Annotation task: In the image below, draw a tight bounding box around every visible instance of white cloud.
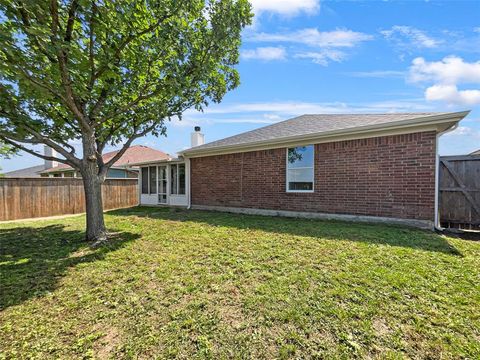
[347,70,405,78]
[241,47,286,61]
[409,56,480,105]
[294,50,345,66]
[248,28,373,48]
[474,27,480,33]
[193,101,349,114]
[176,99,435,125]
[381,25,441,49]
[409,56,480,84]
[425,85,480,105]
[445,125,480,138]
[245,28,372,65]
[250,0,320,16]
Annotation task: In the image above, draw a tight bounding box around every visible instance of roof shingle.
[186,112,443,151]
[183,112,454,153]
[42,145,170,173]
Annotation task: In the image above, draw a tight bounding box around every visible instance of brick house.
[136,111,469,229]
[4,145,169,179]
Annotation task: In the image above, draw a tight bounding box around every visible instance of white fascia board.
[128,157,184,167]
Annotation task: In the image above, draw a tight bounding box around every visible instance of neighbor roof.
[181,111,469,156]
[41,145,170,173]
[3,164,47,178]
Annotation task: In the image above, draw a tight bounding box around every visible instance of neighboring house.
[2,164,49,178]
[135,111,469,229]
[4,145,170,178]
[469,149,480,155]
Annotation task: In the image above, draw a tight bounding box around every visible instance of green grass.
[1,207,479,359]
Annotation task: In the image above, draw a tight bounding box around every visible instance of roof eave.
[39,165,127,174]
[180,111,470,157]
[127,156,183,167]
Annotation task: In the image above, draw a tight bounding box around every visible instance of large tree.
[0,141,18,175]
[0,0,252,242]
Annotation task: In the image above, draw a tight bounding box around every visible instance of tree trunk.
[82,167,107,242]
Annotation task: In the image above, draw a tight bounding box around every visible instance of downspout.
[186,157,192,209]
[434,123,458,231]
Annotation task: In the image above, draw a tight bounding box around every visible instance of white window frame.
[170,163,186,196]
[286,145,315,193]
[149,165,157,195]
[158,165,168,204]
[141,166,149,195]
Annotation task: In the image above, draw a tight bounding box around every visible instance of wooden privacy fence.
[0,178,138,221]
[439,155,480,230]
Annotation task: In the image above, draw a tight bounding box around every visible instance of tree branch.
[88,0,96,91]
[0,136,76,167]
[99,122,157,178]
[50,0,89,129]
[64,0,79,42]
[17,4,58,63]
[90,10,176,88]
[2,54,68,104]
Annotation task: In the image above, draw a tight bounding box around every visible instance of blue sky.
[2,0,480,172]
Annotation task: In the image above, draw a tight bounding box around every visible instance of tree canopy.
[0,0,252,241]
[0,0,252,177]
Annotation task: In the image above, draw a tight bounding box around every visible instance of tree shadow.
[0,224,139,310]
[111,206,462,256]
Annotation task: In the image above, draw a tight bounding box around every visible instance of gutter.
[434,123,459,231]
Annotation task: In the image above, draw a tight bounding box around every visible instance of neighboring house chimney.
[191,126,205,147]
[44,146,58,169]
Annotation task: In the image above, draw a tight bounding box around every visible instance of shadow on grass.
[111,206,462,256]
[0,224,138,310]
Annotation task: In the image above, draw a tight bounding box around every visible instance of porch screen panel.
[141,167,148,194]
[158,166,167,204]
[149,166,157,194]
[178,164,186,195]
[171,165,178,195]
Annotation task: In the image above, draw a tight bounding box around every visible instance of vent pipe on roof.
[191,126,205,147]
[44,146,58,169]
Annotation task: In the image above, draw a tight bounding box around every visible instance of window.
[170,164,178,195]
[158,166,167,204]
[141,167,149,194]
[149,166,157,194]
[170,163,186,195]
[286,145,314,192]
[178,163,186,195]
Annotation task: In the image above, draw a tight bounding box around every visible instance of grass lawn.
[1,207,479,359]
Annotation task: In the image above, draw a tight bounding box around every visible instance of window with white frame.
[286,145,314,191]
[158,166,167,203]
[149,166,157,194]
[141,167,149,194]
[170,163,186,195]
[141,166,158,195]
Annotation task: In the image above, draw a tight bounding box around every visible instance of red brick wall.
[190,131,436,221]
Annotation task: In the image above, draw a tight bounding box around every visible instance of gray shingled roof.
[3,165,46,177]
[184,113,448,153]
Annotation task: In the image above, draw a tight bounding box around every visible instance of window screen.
[141,167,148,194]
[170,164,178,195]
[178,164,186,195]
[149,166,157,194]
